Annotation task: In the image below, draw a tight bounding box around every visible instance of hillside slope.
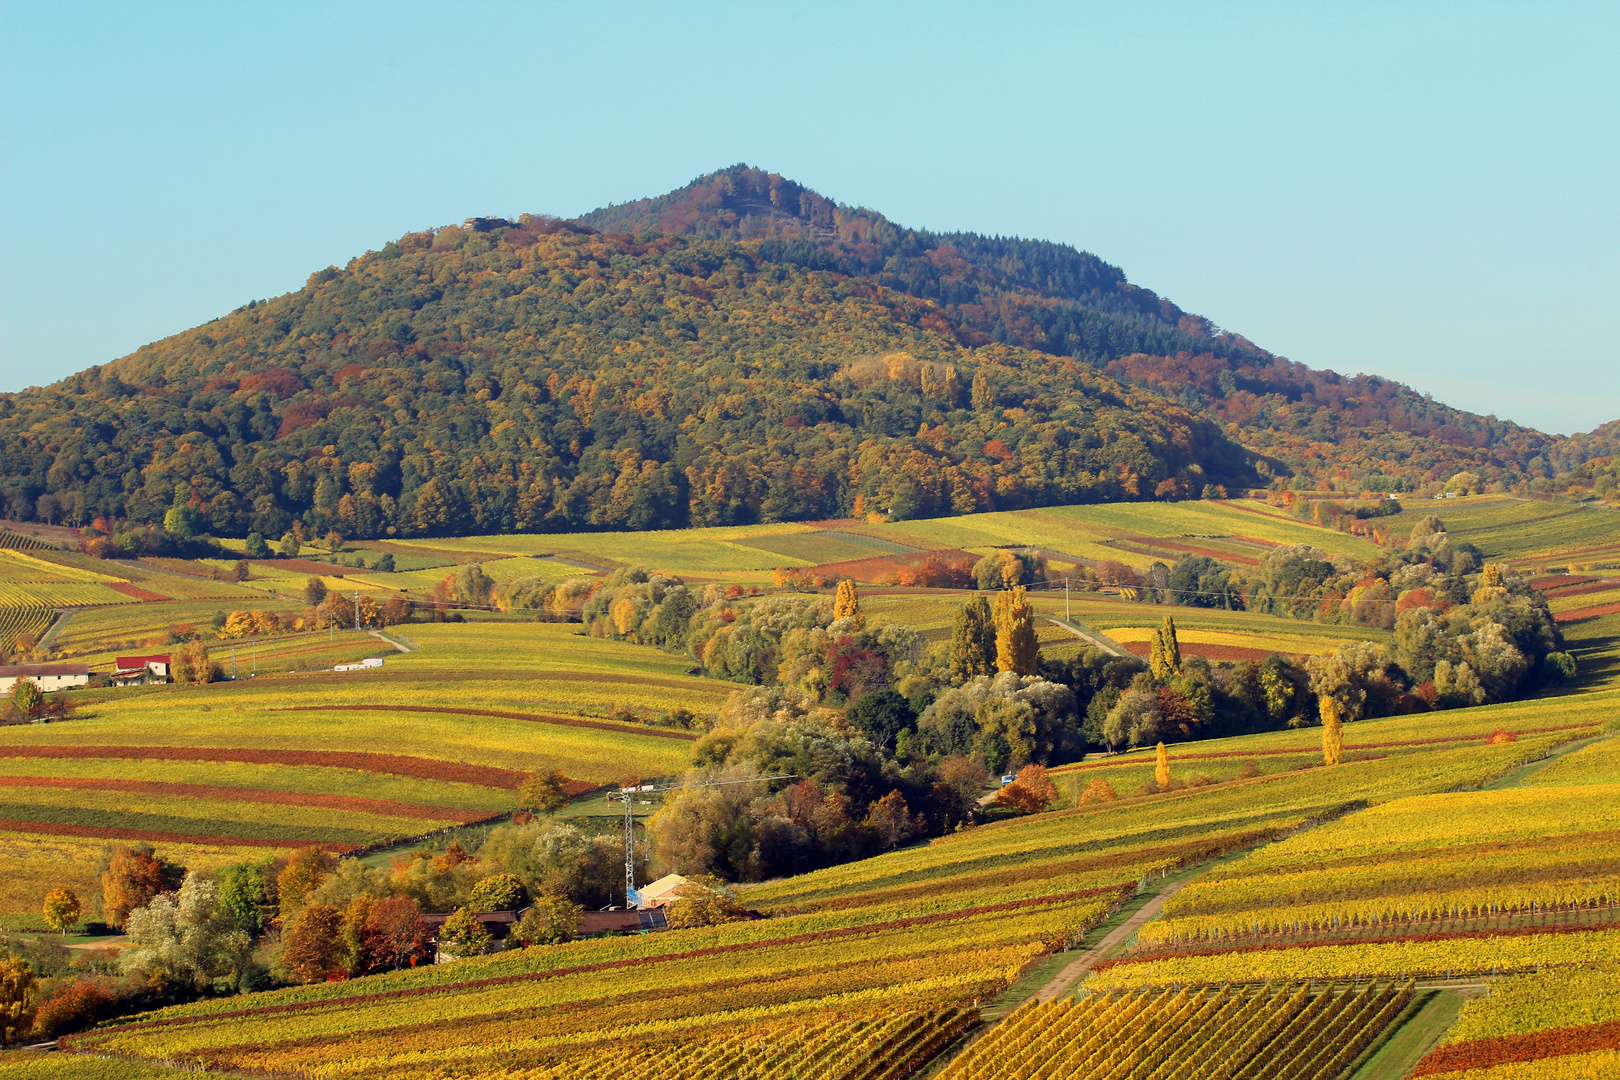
[0,222,1255,539]
[581,166,1607,488]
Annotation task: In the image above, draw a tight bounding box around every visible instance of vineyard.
[0,494,1616,1077]
[938,982,1413,1080]
[0,597,53,652]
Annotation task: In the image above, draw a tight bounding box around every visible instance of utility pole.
[353,592,360,631]
[1065,575,1070,621]
[230,646,236,680]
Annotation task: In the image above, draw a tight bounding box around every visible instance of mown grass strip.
[286,703,697,742]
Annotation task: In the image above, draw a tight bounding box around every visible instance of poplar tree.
[1149,615,1183,681]
[1321,697,1344,765]
[993,586,1039,676]
[833,580,862,628]
[1155,742,1172,789]
[948,594,997,683]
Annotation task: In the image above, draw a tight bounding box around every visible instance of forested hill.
[0,220,1257,539]
[580,166,1604,488]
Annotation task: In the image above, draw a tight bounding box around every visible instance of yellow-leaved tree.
[1321,696,1344,765]
[993,586,1039,676]
[1155,742,1172,789]
[833,579,862,628]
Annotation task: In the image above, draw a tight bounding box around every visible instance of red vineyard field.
[1121,641,1281,662]
[1412,1018,1620,1076]
[287,704,699,741]
[104,581,171,602]
[1555,602,1620,624]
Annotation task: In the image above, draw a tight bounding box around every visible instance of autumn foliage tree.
[993,587,1038,676]
[362,896,426,971]
[833,580,862,627]
[949,594,997,683]
[993,764,1058,815]
[281,902,344,983]
[1321,696,1345,765]
[518,771,571,815]
[0,956,37,1046]
[42,886,81,935]
[101,845,185,930]
[277,847,338,922]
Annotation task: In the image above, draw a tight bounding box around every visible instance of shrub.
[1077,778,1119,806]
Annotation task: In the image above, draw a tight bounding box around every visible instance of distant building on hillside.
[0,663,90,694]
[422,910,520,962]
[334,657,384,672]
[112,654,171,686]
[635,874,691,910]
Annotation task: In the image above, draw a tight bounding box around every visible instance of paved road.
[1043,617,1126,658]
[1035,880,1189,1002]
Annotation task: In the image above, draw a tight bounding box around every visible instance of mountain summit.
[0,167,1608,538]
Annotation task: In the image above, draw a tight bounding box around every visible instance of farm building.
[0,663,90,694]
[112,654,171,686]
[334,657,385,672]
[422,910,520,962]
[580,909,668,934]
[635,874,691,909]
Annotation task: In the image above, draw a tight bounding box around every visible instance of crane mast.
[616,774,795,906]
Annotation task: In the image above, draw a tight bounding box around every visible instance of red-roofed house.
[112,654,171,686]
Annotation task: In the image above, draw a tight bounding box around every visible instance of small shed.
[112,654,171,686]
[0,663,90,695]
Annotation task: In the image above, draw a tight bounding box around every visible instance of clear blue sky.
[2,1,1616,434]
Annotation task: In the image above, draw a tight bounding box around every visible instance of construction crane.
[612,774,796,906]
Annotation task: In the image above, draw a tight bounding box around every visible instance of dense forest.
[1,165,1611,537]
[582,166,1610,493]
[0,219,1254,538]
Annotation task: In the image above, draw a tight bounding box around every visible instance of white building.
[0,663,90,695]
